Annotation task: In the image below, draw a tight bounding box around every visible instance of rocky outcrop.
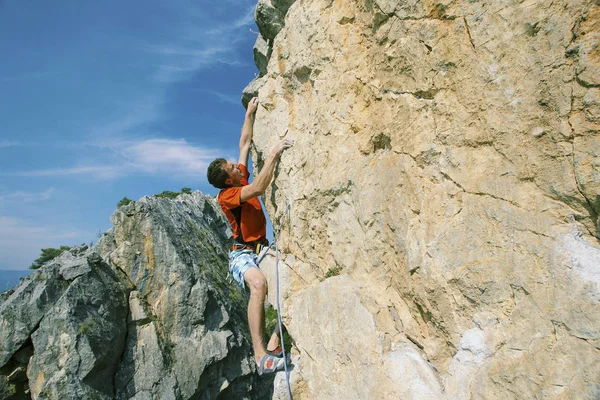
[0,247,131,399]
[99,193,257,399]
[254,34,272,77]
[255,0,295,42]
[244,0,297,106]
[0,193,261,399]
[247,0,600,398]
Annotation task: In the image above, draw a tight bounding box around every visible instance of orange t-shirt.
[217,164,266,243]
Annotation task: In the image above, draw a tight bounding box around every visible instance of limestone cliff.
[246,0,600,398]
[0,193,266,399]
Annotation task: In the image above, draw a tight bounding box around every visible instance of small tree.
[181,187,192,194]
[155,190,179,199]
[117,197,133,207]
[30,246,71,269]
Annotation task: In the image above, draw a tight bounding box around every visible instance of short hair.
[207,158,229,189]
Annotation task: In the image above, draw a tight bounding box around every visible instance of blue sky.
[0,0,264,270]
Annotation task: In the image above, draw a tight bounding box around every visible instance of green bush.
[325,265,343,278]
[35,272,47,281]
[30,246,71,269]
[78,320,95,336]
[325,265,342,279]
[154,188,193,199]
[155,190,180,199]
[265,304,293,351]
[117,197,133,207]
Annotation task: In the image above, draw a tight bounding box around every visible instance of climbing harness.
[255,241,273,264]
[258,201,293,400]
[230,240,269,254]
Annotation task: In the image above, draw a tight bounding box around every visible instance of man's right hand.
[272,139,295,156]
[241,138,295,202]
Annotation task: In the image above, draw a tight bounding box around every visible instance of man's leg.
[243,266,268,364]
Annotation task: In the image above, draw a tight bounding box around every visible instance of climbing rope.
[257,201,293,400]
[276,201,293,400]
[275,236,293,400]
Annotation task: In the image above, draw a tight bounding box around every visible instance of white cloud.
[0,140,95,149]
[0,216,82,241]
[0,216,88,269]
[119,138,220,176]
[2,138,232,180]
[205,6,255,35]
[0,188,55,203]
[1,70,57,82]
[88,94,165,139]
[2,165,124,180]
[146,2,256,83]
[0,140,20,148]
[151,45,245,83]
[206,89,241,105]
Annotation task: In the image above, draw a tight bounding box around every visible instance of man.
[207,97,294,375]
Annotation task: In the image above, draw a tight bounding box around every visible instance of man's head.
[207,158,244,188]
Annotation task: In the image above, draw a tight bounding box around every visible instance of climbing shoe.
[257,353,290,375]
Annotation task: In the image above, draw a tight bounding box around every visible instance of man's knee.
[245,268,268,295]
[249,276,268,295]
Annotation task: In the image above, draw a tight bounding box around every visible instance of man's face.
[223,161,243,186]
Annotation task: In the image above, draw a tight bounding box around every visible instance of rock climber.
[207,97,294,375]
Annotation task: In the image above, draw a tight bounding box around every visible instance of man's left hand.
[246,97,259,117]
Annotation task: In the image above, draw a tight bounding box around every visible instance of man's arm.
[240,139,294,203]
[238,97,259,167]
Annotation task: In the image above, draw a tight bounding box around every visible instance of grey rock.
[27,258,130,399]
[255,0,295,41]
[57,251,92,281]
[254,34,272,77]
[272,0,295,10]
[0,265,70,367]
[242,75,268,108]
[99,192,257,399]
[69,244,89,256]
[114,291,176,400]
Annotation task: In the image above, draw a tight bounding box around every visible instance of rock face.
[247,0,600,398]
[0,193,260,399]
[244,0,297,106]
